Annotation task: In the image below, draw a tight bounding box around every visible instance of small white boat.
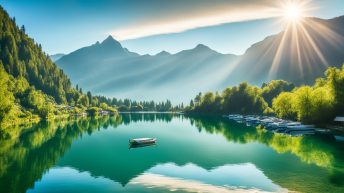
[129,138,156,144]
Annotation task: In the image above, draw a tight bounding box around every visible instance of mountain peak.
[156,51,171,56]
[175,43,220,56]
[195,44,210,50]
[191,44,219,54]
[101,35,122,48]
[104,35,116,41]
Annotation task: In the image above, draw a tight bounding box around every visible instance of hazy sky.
[1,0,343,55]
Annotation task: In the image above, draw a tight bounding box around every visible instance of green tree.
[194,92,202,106]
[272,92,297,120]
[86,107,99,117]
[0,65,15,125]
[325,65,344,115]
[200,92,215,112]
[222,82,268,114]
[293,87,314,123]
[310,86,334,124]
[262,80,295,106]
[189,100,194,108]
[100,102,108,110]
[87,91,92,105]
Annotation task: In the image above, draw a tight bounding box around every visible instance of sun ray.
[269,23,290,79]
[291,22,304,76]
[298,22,329,67]
[266,0,341,81]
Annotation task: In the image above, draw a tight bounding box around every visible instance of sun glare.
[268,0,335,80]
[286,5,302,20]
[284,4,303,22]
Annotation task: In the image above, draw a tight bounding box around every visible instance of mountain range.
[56,16,344,103]
[56,36,237,103]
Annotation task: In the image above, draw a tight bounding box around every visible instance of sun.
[286,5,301,20]
[282,3,305,22]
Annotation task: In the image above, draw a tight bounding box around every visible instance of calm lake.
[0,113,343,193]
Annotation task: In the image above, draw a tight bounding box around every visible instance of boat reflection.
[129,142,157,149]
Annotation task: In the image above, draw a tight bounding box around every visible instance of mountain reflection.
[0,114,343,193]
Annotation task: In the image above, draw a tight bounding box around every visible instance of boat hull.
[129,138,157,145]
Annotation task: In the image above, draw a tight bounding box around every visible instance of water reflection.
[120,112,178,124]
[0,116,122,193]
[139,163,286,192]
[0,114,343,193]
[129,143,157,149]
[189,116,340,167]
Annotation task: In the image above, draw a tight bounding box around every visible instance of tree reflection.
[120,113,181,124]
[187,115,344,190]
[0,115,122,193]
[188,115,343,167]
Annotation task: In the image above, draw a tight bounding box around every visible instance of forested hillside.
[0,6,74,103]
[0,6,86,128]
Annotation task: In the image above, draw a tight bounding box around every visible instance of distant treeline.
[91,94,184,112]
[186,64,344,125]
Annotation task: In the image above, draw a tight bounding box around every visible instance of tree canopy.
[188,64,344,125]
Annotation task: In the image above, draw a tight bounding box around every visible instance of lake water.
[0,113,343,193]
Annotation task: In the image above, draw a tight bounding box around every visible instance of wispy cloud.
[110,0,317,41]
[110,1,285,40]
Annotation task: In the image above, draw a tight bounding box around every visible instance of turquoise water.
[0,114,343,193]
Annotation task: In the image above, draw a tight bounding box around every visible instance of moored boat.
[129,138,157,145]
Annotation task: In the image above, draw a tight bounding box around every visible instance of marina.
[225,114,335,136]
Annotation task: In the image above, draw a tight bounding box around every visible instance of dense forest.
[187,64,344,125]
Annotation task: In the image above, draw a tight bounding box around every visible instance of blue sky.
[1,0,343,55]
